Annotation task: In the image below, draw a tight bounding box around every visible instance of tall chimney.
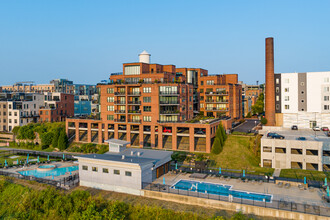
[265,37,276,126]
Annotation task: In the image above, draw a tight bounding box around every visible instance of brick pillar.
[65,120,69,136]
[98,123,103,144]
[75,122,80,142]
[126,125,131,147]
[158,125,163,149]
[104,123,109,141]
[172,125,177,151]
[189,127,195,152]
[87,122,91,143]
[206,127,211,153]
[151,125,155,148]
[139,125,144,148]
[114,124,119,139]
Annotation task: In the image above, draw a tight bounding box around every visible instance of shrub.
[57,130,68,150]
[260,117,267,125]
[41,132,54,149]
[211,137,221,154]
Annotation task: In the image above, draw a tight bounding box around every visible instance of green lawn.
[280,169,330,182]
[209,135,274,175]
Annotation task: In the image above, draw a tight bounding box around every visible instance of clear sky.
[1,0,329,85]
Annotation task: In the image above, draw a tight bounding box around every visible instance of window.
[143,106,151,112]
[276,87,279,93]
[125,65,140,75]
[143,116,151,122]
[325,96,329,101]
[300,82,305,86]
[284,78,289,83]
[144,78,151,83]
[206,80,214,85]
[107,88,114,94]
[200,81,204,85]
[107,115,114,120]
[284,88,289,92]
[301,99,304,103]
[324,105,330,110]
[285,105,290,110]
[9,112,11,116]
[14,119,17,124]
[143,97,151,103]
[325,77,329,83]
[143,87,151,93]
[114,170,120,175]
[125,171,132,177]
[276,78,279,84]
[107,97,114,102]
[284,96,289,101]
[276,96,279,101]
[200,103,204,109]
[107,105,114,111]
[103,168,109,173]
[8,104,11,109]
[200,89,204,93]
[82,165,88,171]
[263,146,272,152]
[325,87,330,92]
[276,104,280,110]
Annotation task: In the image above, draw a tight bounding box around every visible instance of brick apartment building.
[39,93,74,122]
[66,51,242,153]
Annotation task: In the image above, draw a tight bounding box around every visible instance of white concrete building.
[75,139,173,195]
[274,71,330,128]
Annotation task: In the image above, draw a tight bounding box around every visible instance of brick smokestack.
[265,37,276,126]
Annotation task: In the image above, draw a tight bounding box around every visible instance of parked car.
[327,131,330,137]
[296,137,306,141]
[196,130,205,135]
[163,128,172,133]
[291,125,298,130]
[267,132,285,139]
[322,127,329,131]
[313,126,321,131]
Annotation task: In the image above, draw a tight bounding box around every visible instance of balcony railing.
[205,100,228,103]
[205,91,228,95]
[128,110,141,114]
[160,111,180,115]
[114,110,126,114]
[114,119,126,123]
[157,120,180,123]
[159,91,179,96]
[114,92,126,96]
[159,101,180,105]
[127,101,141,105]
[114,101,126,105]
[128,119,141,123]
[205,107,228,111]
[127,92,141,96]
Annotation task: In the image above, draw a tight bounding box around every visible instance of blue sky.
[1,0,329,85]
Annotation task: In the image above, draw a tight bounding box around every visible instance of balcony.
[159,101,180,105]
[127,101,141,105]
[205,91,228,96]
[205,100,228,103]
[114,101,126,105]
[114,119,126,123]
[157,120,180,123]
[127,92,141,96]
[128,119,141,123]
[159,91,179,96]
[205,107,228,111]
[114,92,126,96]
[114,110,126,114]
[128,110,141,114]
[160,110,180,115]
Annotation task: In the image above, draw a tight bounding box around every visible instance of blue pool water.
[173,180,272,202]
[38,165,55,169]
[18,165,78,178]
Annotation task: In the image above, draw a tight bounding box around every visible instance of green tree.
[251,93,264,115]
[260,117,268,125]
[18,125,35,140]
[41,132,53,149]
[52,127,61,148]
[212,138,221,154]
[12,126,20,136]
[58,130,68,150]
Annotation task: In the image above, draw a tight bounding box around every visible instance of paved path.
[273,168,281,177]
[233,119,260,133]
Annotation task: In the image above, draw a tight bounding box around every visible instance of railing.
[128,101,141,105]
[157,120,181,123]
[142,182,330,217]
[114,92,126,96]
[205,107,228,111]
[0,149,75,161]
[128,110,141,114]
[114,110,126,114]
[159,101,180,105]
[205,91,228,95]
[114,101,126,105]
[205,100,228,103]
[127,119,141,123]
[159,91,179,95]
[160,111,180,115]
[114,119,126,123]
[127,92,141,96]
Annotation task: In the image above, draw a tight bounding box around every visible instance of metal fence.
[142,182,330,217]
[0,170,79,189]
[0,149,76,161]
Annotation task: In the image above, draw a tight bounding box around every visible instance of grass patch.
[280,169,330,182]
[209,135,274,175]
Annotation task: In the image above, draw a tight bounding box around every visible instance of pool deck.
[153,172,330,207]
[0,161,79,181]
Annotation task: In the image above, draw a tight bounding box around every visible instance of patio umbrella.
[219,167,221,174]
[27,154,29,163]
[4,160,7,167]
[37,156,39,163]
[243,170,245,178]
[325,178,328,186]
[17,159,19,165]
[304,177,307,185]
[163,177,165,185]
[327,186,330,197]
[175,163,178,170]
[63,154,65,160]
[47,155,50,161]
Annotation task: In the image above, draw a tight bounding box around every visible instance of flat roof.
[105,139,130,145]
[262,129,330,142]
[75,154,156,165]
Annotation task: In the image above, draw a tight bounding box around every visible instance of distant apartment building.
[238,81,263,117]
[0,101,8,131]
[39,93,74,122]
[2,82,55,93]
[66,51,242,153]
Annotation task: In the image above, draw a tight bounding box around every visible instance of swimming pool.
[18,165,78,178]
[172,180,272,202]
